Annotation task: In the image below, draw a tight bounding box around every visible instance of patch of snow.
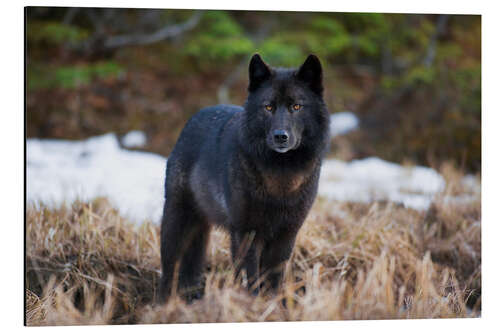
[441,194,479,206]
[330,112,359,137]
[318,157,446,211]
[122,130,147,148]
[28,134,469,225]
[462,174,481,194]
[27,133,166,224]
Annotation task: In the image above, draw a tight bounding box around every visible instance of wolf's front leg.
[260,231,297,291]
[230,229,263,294]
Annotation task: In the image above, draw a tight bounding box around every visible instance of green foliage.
[257,37,305,67]
[307,17,351,58]
[310,17,347,35]
[341,12,389,32]
[27,21,89,44]
[455,65,481,114]
[185,36,254,61]
[404,66,436,85]
[184,11,254,61]
[355,35,378,56]
[303,13,392,61]
[28,61,124,90]
[25,9,481,171]
[204,11,244,37]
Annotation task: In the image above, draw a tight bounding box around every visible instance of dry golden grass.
[25,164,481,325]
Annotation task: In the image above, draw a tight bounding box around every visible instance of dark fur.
[158,54,330,302]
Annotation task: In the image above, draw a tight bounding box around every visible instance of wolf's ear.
[248,54,272,92]
[296,54,323,96]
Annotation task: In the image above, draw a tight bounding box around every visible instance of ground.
[25,162,481,325]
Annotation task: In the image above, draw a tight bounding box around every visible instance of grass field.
[25,163,481,325]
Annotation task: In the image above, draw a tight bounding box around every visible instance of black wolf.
[158,54,330,302]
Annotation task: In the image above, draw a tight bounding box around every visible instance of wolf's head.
[243,54,329,157]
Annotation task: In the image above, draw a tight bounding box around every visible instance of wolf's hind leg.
[177,222,210,301]
[158,193,209,303]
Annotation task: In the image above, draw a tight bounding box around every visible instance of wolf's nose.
[273,130,289,144]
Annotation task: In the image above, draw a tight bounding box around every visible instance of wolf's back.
[164,104,242,192]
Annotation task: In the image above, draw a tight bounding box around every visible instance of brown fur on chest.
[238,152,317,197]
[261,172,306,196]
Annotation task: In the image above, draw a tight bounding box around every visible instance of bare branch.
[423,14,449,68]
[85,8,106,35]
[102,11,203,49]
[62,7,79,25]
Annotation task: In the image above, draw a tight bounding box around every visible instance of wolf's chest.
[260,172,306,196]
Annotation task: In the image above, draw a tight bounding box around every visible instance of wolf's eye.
[292,104,302,111]
[265,104,273,112]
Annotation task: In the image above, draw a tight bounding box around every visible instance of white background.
[2,0,499,332]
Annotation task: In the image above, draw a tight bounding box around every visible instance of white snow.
[318,157,446,211]
[330,112,359,137]
[27,133,166,224]
[122,130,147,148]
[462,174,481,194]
[27,133,469,225]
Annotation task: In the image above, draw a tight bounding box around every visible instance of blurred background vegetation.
[26,7,481,172]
